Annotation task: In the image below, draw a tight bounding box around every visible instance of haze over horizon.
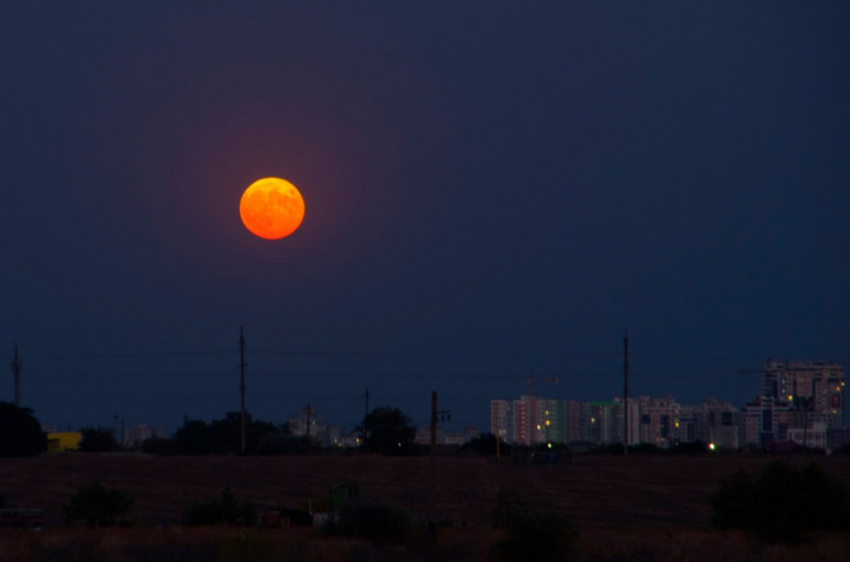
[2,3,848,434]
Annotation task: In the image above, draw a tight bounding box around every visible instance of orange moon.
[239,177,305,240]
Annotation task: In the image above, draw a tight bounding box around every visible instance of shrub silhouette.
[183,488,258,526]
[711,460,850,542]
[327,501,412,542]
[492,488,577,561]
[493,488,528,529]
[79,426,118,452]
[0,402,46,457]
[495,514,577,562]
[63,480,133,527]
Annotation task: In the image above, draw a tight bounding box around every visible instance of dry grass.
[2,453,849,530]
[0,526,847,562]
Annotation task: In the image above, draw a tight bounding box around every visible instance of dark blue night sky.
[2,3,848,433]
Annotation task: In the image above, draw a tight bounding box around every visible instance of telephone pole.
[623,330,629,456]
[362,388,370,444]
[11,343,21,407]
[429,391,437,531]
[239,327,246,454]
[306,402,312,442]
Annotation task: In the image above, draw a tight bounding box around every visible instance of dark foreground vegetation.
[0,454,849,561]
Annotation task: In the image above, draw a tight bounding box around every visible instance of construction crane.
[527,376,558,397]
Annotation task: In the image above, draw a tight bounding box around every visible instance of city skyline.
[13,338,847,438]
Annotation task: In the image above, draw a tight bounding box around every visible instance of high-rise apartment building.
[636,396,681,448]
[763,360,844,427]
[490,399,510,441]
[288,405,326,442]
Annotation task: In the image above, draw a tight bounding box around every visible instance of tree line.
[0,401,428,457]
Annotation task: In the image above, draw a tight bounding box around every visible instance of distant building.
[415,425,445,445]
[490,400,510,442]
[564,400,590,443]
[444,431,466,445]
[740,361,845,450]
[339,431,361,448]
[763,360,844,430]
[47,432,81,452]
[694,397,739,448]
[788,422,827,450]
[636,396,680,448]
[489,362,844,451]
[288,405,326,443]
[826,428,850,453]
[741,395,785,447]
[463,425,479,443]
[508,395,549,446]
[587,401,622,445]
[123,424,165,448]
[326,424,341,447]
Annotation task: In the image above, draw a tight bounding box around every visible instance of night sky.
[2,3,848,434]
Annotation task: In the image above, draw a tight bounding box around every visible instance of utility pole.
[429,391,437,532]
[240,327,246,455]
[11,343,21,407]
[623,330,629,456]
[362,388,370,444]
[306,402,312,442]
[802,396,810,451]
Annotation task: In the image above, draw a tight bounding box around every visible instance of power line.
[25,350,236,360]
[250,349,622,358]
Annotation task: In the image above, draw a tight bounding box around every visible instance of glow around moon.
[239,177,305,240]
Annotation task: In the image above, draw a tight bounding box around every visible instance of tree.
[174,419,213,454]
[79,426,118,452]
[711,461,850,542]
[208,411,281,454]
[173,413,283,455]
[357,407,417,455]
[64,481,133,527]
[0,402,46,457]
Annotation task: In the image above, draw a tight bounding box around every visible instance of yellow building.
[47,432,81,452]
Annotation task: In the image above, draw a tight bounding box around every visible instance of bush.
[461,433,511,457]
[492,488,577,561]
[493,488,528,529]
[495,514,577,562]
[711,460,850,542]
[64,480,133,527]
[215,533,278,562]
[79,426,118,452]
[142,437,177,456]
[327,501,413,542]
[0,402,46,457]
[183,489,258,526]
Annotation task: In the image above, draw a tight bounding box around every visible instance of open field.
[0,526,848,562]
[2,453,849,530]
